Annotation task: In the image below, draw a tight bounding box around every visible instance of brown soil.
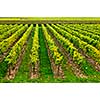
[47,45,65,79]
[48,30,87,78]
[0,51,9,63]
[5,44,26,80]
[30,61,40,79]
[43,33,65,79]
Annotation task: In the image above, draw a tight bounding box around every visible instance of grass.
[38,27,54,82]
[0,60,8,82]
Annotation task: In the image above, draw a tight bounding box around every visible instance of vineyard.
[0,22,100,82]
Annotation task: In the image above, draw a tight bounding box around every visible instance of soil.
[30,61,40,79]
[5,44,26,80]
[48,30,87,78]
[43,32,65,79]
[47,45,65,79]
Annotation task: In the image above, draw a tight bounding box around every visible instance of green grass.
[60,60,81,82]
[38,27,54,82]
[0,60,8,82]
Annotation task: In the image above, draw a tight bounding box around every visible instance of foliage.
[30,24,40,64]
[5,24,33,65]
[42,24,64,65]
